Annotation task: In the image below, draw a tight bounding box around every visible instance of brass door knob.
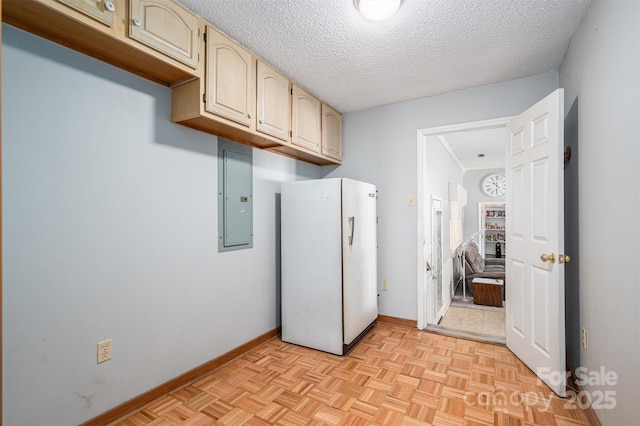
[540,253,556,263]
[559,254,571,264]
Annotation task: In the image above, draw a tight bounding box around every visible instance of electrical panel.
[218,138,253,252]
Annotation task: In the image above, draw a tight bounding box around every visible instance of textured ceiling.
[176,0,590,113]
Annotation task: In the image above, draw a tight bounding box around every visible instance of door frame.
[416,117,513,329]
[430,196,444,324]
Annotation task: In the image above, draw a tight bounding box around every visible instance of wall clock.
[481,173,506,198]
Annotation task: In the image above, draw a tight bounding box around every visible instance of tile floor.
[439,306,505,337]
[113,322,587,425]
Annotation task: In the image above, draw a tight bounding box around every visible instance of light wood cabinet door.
[205,26,255,128]
[56,0,116,26]
[129,0,199,69]
[321,103,342,161]
[256,60,290,142]
[292,84,321,153]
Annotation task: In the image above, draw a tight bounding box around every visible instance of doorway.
[418,89,568,396]
[441,199,507,341]
[416,117,512,333]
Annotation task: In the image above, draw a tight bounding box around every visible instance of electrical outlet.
[581,327,587,349]
[382,280,389,291]
[97,339,112,364]
[407,195,416,206]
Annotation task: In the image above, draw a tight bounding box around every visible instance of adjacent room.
[420,125,508,341]
[2,0,639,425]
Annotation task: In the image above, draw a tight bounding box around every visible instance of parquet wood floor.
[113,322,587,426]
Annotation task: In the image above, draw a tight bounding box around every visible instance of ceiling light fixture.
[355,0,402,21]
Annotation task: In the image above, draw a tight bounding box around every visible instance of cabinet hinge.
[290,130,292,137]
[203,93,206,103]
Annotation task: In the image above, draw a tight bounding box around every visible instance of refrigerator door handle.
[348,216,355,245]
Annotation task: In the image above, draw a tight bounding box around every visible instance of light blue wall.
[324,72,558,320]
[2,24,320,425]
[559,0,640,423]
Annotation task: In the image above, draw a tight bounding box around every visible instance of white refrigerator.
[281,178,378,355]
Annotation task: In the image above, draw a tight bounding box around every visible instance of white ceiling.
[176,0,590,113]
[437,127,507,171]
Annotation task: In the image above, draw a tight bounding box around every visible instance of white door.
[505,89,566,396]
[342,179,378,346]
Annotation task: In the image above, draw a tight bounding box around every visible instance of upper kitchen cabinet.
[129,0,199,69]
[321,103,342,161]
[4,0,120,37]
[171,27,281,151]
[3,0,200,85]
[256,60,291,142]
[57,0,116,27]
[205,26,255,128]
[291,84,321,153]
[5,0,342,166]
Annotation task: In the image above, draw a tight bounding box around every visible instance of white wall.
[324,72,558,320]
[425,137,464,259]
[559,0,640,423]
[463,168,505,243]
[424,137,464,314]
[2,25,320,425]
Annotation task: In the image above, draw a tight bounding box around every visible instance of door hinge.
[290,130,292,137]
[203,32,207,43]
[290,88,293,95]
[203,93,206,103]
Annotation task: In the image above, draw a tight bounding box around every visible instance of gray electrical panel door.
[218,138,253,251]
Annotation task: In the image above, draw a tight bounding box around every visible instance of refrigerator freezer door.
[342,179,378,345]
[281,179,344,354]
